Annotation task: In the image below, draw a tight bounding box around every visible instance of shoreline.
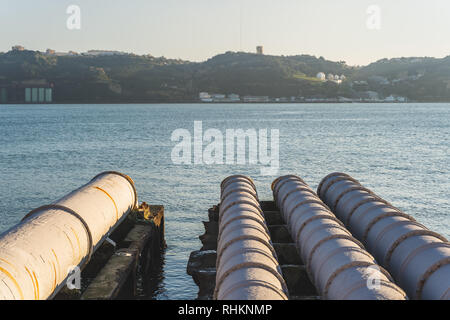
[2,101,450,105]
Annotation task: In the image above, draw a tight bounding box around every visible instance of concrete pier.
[51,203,165,300]
[187,200,319,300]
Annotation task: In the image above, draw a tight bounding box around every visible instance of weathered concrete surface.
[188,204,220,300]
[81,249,138,300]
[187,250,217,300]
[281,265,318,297]
[269,225,292,243]
[273,243,303,265]
[263,211,284,225]
[57,202,165,300]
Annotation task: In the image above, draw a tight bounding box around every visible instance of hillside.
[1,50,450,103]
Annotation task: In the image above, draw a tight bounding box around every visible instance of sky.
[1,0,450,66]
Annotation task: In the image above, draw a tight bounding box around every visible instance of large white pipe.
[215,176,288,300]
[0,171,138,300]
[318,172,450,300]
[273,175,407,300]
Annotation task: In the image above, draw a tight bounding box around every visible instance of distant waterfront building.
[199,92,212,102]
[25,87,53,103]
[11,45,25,52]
[0,81,53,104]
[210,93,227,102]
[227,94,240,102]
[199,92,241,102]
[243,96,269,103]
[384,94,407,102]
[46,49,56,55]
[0,87,7,104]
[256,46,264,55]
[316,72,326,81]
[365,91,380,101]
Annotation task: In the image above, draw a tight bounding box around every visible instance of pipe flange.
[318,175,360,200]
[280,188,317,216]
[340,279,407,300]
[221,187,259,202]
[384,230,449,269]
[313,246,376,289]
[322,261,392,298]
[397,242,450,283]
[332,186,375,211]
[416,257,450,300]
[294,215,345,245]
[216,235,276,267]
[286,199,332,226]
[305,234,366,273]
[345,196,399,227]
[91,171,138,209]
[22,204,94,269]
[272,176,306,202]
[221,176,256,193]
[317,172,353,197]
[362,211,416,243]
[271,175,306,192]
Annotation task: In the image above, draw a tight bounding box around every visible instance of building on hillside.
[85,50,127,56]
[11,45,25,51]
[316,72,326,81]
[256,46,264,55]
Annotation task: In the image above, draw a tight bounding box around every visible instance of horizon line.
[4,45,450,67]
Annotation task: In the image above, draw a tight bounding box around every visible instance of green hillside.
[1,50,450,102]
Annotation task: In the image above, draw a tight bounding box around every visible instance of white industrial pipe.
[215,176,288,300]
[318,172,450,300]
[0,171,138,300]
[273,175,407,300]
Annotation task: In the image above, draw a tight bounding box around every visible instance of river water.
[0,103,449,299]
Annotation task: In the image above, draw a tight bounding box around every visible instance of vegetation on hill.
[1,50,450,102]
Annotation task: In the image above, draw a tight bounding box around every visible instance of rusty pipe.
[0,172,137,300]
[318,173,450,300]
[273,175,407,300]
[215,176,288,300]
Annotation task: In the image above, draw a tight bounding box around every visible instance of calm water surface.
[0,103,449,299]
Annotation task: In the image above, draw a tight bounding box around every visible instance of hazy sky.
[1,0,449,65]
